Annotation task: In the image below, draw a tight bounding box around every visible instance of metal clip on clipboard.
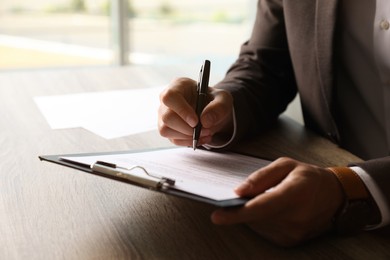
[91,161,175,189]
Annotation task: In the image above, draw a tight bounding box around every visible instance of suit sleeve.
[214,0,297,143]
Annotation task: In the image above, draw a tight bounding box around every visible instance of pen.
[193,60,211,150]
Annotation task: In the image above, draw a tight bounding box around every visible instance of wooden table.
[0,66,389,259]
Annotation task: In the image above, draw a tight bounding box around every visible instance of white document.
[34,86,165,139]
[61,147,271,201]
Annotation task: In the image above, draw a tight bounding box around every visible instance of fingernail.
[211,210,222,224]
[235,182,251,195]
[187,116,198,127]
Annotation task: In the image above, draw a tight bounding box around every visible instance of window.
[0,0,254,72]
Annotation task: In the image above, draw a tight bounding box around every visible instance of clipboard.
[39,147,259,207]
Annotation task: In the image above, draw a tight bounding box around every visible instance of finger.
[158,105,194,137]
[159,78,198,127]
[211,190,281,225]
[159,125,192,140]
[170,135,212,147]
[235,157,298,197]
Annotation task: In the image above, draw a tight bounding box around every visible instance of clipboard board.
[39,147,264,207]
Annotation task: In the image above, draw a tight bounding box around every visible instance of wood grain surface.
[0,66,389,259]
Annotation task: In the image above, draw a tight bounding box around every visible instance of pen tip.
[192,140,197,151]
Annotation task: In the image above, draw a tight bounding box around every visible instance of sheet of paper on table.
[34,86,165,139]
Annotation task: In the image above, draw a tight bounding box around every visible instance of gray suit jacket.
[216,0,390,211]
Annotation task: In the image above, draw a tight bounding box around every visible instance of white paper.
[34,86,165,139]
[61,147,271,201]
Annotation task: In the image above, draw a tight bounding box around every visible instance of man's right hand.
[158,77,234,147]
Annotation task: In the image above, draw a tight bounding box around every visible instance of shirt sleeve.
[351,166,390,229]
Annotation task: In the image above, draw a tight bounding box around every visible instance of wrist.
[327,167,380,234]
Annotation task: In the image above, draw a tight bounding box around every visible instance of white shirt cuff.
[351,166,390,229]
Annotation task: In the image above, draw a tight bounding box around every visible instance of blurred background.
[0,0,303,123]
[0,0,256,75]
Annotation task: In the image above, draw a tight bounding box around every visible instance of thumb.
[235,157,297,197]
[201,89,233,128]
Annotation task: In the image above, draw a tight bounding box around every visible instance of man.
[157,0,390,246]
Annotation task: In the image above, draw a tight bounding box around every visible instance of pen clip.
[197,60,210,94]
[91,161,175,188]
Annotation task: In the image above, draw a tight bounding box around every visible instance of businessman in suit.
[157,0,390,246]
